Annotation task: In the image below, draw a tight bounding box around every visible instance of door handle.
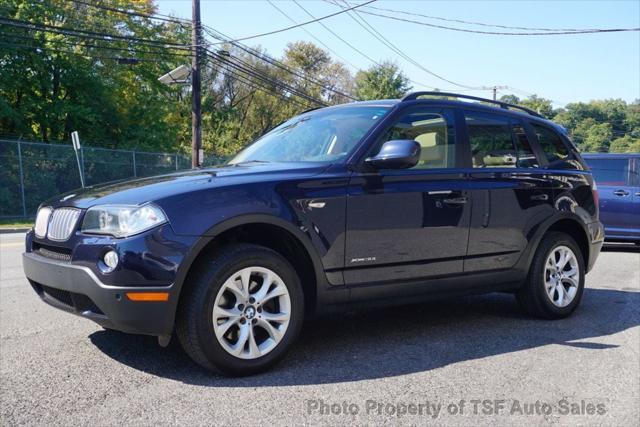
[307,200,326,209]
[531,194,549,201]
[613,190,630,196]
[443,196,468,205]
[636,192,640,197]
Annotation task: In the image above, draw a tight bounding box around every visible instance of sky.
[156,0,640,107]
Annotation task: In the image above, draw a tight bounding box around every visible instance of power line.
[63,0,191,26]
[207,50,319,105]
[206,49,327,106]
[215,53,327,106]
[0,30,192,59]
[0,40,169,62]
[350,2,607,33]
[266,0,360,72]
[350,8,640,36]
[202,25,356,101]
[0,17,190,49]
[210,0,376,44]
[292,0,379,65]
[204,63,314,110]
[206,57,317,109]
[327,0,477,90]
[291,0,446,91]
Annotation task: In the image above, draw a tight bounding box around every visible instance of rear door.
[464,111,555,273]
[587,156,637,238]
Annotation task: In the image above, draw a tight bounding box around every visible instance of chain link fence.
[0,139,225,218]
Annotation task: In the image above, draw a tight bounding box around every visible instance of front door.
[344,106,470,285]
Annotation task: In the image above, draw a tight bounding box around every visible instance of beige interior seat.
[415,132,444,167]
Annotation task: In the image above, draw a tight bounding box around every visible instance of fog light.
[102,250,119,272]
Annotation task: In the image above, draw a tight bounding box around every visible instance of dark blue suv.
[582,153,639,243]
[23,92,604,375]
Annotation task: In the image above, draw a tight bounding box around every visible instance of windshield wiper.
[232,160,271,167]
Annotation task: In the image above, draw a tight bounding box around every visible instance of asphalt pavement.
[1,232,638,425]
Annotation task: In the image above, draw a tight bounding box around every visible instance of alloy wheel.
[544,245,580,308]
[212,266,291,359]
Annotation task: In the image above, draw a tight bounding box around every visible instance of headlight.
[81,204,167,238]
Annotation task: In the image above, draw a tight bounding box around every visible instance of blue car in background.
[583,153,640,243]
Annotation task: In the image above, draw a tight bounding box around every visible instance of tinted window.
[586,158,630,186]
[466,112,515,168]
[532,124,571,167]
[512,123,539,168]
[374,109,456,169]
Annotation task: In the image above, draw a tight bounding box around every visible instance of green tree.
[583,122,613,152]
[0,0,190,151]
[519,95,554,118]
[354,61,411,100]
[498,94,520,105]
[610,135,640,153]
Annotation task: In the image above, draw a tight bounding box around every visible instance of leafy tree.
[583,122,613,152]
[354,61,411,100]
[610,135,640,153]
[502,94,639,153]
[0,0,190,151]
[498,94,520,105]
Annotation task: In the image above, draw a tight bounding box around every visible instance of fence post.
[79,146,86,187]
[16,140,27,218]
[175,153,179,171]
[132,151,137,177]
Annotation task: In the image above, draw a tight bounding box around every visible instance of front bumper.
[23,251,178,337]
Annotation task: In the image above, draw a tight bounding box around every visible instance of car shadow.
[89,287,639,387]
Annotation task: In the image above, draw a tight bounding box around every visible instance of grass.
[0,219,33,229]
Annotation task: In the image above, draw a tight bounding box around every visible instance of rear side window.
[512,123,539,168]
[465,111,538,168]
[532,124,571,167]
[586,158,630,186]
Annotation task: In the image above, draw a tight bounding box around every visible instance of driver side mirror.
[365,140,421,170]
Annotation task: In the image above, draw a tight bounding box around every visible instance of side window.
[632,158,640,186]
[532,124,571,167]
[373,108,456,169]
[586,158,630,186]
[465,111,517,168]
[512,122,539,168]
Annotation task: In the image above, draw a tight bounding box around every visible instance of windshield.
[228,105,391,165]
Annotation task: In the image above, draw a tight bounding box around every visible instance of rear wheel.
[517,232,585,319]
[176,244,304,375]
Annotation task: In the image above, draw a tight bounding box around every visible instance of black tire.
[175,243,304,375]
[516,232,585,319]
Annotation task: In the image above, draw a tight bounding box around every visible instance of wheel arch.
[172,214,328,322]
[523,214,591,273]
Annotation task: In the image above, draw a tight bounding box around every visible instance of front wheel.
[176,244,304,375]
[516,232,585,319]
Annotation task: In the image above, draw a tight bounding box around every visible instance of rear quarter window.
[532,123,577,169]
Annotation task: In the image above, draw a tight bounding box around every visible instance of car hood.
[44,162,329,210]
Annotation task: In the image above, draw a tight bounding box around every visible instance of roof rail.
[401,91,543,118]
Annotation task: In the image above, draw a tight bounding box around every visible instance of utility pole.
[191,0,202,168]
[486,85,508,101]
